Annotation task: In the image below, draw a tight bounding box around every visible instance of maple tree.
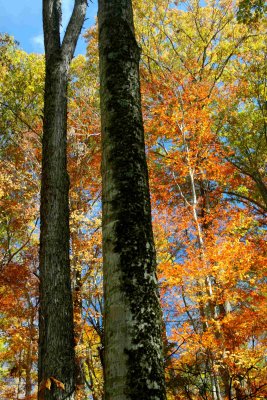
[125,1,266,399]
[134,2,267,399]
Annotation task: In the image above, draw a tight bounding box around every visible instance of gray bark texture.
[98,1,166,400]
[38,1,87,399]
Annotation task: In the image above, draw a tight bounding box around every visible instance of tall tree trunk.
[98,1,166,400]
[38,2,87,399]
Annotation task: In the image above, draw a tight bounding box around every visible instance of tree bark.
[38,2,87,399]
[98,1,166,400]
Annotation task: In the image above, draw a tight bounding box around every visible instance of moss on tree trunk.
[98,1,166,399]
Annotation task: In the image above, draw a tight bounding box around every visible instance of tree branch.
[43,0,61,55]
[62,0,87,61]
[222,190,267,213]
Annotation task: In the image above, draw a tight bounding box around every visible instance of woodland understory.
[0,1,266,399]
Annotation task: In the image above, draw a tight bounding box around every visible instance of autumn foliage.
[0,1,266,399]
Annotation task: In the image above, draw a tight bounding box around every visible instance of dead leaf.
[51,376,65,390]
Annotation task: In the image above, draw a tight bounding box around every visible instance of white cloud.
[32,34,44,52]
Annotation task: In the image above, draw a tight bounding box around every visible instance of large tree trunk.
[38,2,87,399]
[98,1,166,400]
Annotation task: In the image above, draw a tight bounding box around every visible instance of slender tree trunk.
[172,119,222,400]
[72,246,86,400]
[38,2,87,399]
[25,350,32,399]
[25,310,34,398]
[98,1,166,400]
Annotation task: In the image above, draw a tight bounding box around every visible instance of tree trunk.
[98,1,166,400]
[73,249,86,400]
[38,2,87,399]
[25,306,34,399]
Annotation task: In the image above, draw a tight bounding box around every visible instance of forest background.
[0,0,266,399]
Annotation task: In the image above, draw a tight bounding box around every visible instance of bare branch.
[62,0,87,61]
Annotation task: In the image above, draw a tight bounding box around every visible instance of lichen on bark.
[98,1,166,399]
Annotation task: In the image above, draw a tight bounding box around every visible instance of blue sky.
[0,0,98,55]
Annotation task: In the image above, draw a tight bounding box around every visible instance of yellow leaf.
[51,376,65,390]
[39,377,51,392]
[45,378,52,390]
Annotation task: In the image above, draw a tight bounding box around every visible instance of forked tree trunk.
[38,1,87,399]
[98,1,166,399]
